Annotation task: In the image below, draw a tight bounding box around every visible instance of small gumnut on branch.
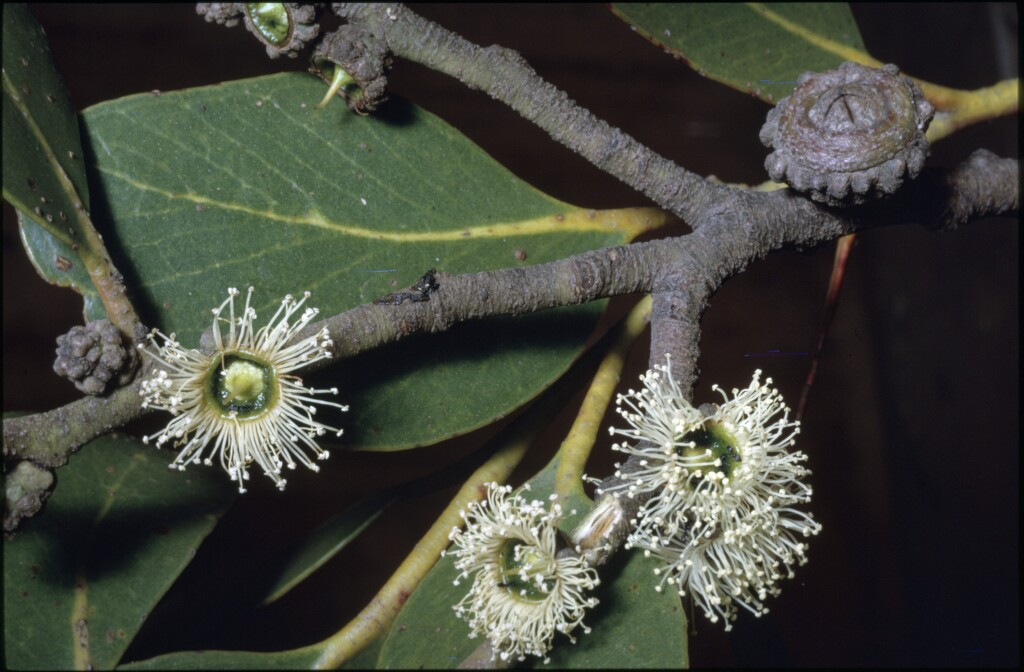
[53,319,139,396]
[196,3,321,59]
[759,61,934,207]
[311,23,392,113]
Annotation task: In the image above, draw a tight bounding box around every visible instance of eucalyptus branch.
[333,3,726,224]
[67,202,146,342]
[326,3,1018,384]
[3,361,155,467]
[308,153,1016,388]
[3,153,1016,476]
[920,148,1021,230]
[334,4,1019,232]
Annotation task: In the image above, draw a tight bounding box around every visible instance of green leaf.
[77,72,673,450]
[339,634,384,670]
[261,443,472,605]
[542,555,688,669]
[262,363,581,605]
[3,433,235,670]
[16,208,105,319]
[375,548,483,668]
[2,3,104,320]
[119,634,384,670]
[117,646,324,671]
[261,490,393,605]
[377,458,688,668]
[611,3,866,103]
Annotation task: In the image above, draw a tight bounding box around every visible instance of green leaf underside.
[78,72,671,450]
[377,458,688,668]
[612,3,866,103]
[2,4,105,321]
[17,208,106,319]
[2,433,235,671]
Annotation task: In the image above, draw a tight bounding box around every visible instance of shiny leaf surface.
[612,3,866,103]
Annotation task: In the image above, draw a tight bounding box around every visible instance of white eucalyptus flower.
[445,483,600,663]
[603,355,821,629]
[137,287,348,493]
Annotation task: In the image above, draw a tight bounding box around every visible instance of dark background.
[4,4,1018,667]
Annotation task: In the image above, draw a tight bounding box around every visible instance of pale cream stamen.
[137,288,347,493]
[603,356,821,629]
[446,483,600,663]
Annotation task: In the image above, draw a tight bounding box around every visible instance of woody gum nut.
[759,62,934,207]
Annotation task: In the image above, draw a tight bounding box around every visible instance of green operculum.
[498,540,554,601]
[315,60,360,108]
[245,3,293,46]
[679,420,742,478]
[207,353,277,418]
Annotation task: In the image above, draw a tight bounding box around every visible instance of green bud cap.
[314,59,360,108]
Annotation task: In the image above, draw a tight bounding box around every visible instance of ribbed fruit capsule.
[759,62,934,207]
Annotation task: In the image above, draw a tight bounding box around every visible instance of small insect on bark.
[373,268,439,305]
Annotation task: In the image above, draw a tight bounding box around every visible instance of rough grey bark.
[5,148,1015,468]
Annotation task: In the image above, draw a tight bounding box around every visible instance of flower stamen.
[137,288,348,493]
[603,356,821,629]
[446,483,600,663]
